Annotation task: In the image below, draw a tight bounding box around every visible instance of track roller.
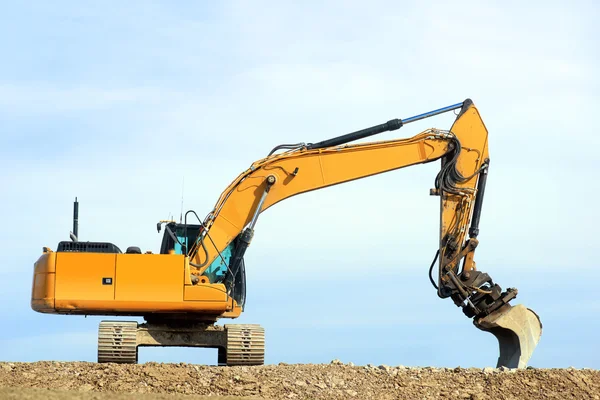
[98,321,138,364]
[221,324,265,366]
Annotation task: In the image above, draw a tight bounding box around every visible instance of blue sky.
[1,1,598,368]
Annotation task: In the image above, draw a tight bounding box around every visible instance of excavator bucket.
[474,304,542,369]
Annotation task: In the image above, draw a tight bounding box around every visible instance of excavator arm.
[185,99,542,368]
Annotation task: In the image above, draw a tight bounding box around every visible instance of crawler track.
[221,324,265,366]
[97,321,138,364]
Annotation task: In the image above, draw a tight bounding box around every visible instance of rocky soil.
[1,361,599,400]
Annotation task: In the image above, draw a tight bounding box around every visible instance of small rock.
[294,380,307,387]
[79,384,94,392]
[482,367,496,374]
[1,365,12,372]
[330,359,343,365]
[314,382,327,389]
[331,378,345,387]
[379,364,391,372]
[347,362,355,367]
[345,389,358,397]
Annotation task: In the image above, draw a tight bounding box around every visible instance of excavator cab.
[158,220,246,308]
[158,222,202,255]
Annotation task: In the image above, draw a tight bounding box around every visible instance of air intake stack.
[70,197,79,242]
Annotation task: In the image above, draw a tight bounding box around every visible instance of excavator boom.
[187,99,542,368]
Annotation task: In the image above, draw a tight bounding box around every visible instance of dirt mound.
[1,361,599,400]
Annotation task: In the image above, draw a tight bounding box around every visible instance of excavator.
[31,99,542,368]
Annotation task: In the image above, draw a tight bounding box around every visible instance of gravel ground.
[1,361,599,400]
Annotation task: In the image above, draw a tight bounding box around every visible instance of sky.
[1,0,599,369]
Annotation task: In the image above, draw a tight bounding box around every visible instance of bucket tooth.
[474,304,542,369]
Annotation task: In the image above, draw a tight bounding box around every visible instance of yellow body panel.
[55,252,116,302]
[31,250,235,317]
[52,299,232,313]
[184,283,228,301]
[114,254,183,302]
[31,251,55,312]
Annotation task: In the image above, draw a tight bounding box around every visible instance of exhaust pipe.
[474,304,542,368]
[70,197,79,242]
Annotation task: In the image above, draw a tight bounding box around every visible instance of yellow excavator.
[31,99,542,368]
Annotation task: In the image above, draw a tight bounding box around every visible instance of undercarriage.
[97,320,265,366]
